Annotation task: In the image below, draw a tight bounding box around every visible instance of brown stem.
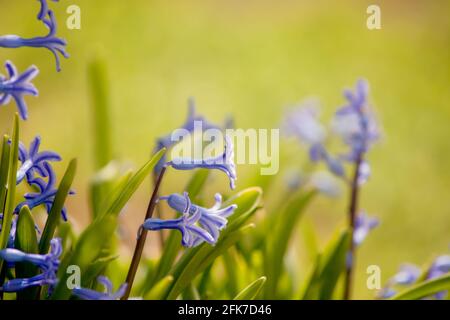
[153,172,165,249]
[343,154,362,300]
[122,166,167,300]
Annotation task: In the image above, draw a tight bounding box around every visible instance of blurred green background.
[0,0,449,298]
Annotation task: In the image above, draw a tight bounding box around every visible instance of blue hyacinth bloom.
[16,162,73,221]
[37,0,59,21]
[143,192,236,248]
[378,263,421,299]
[154,98,223,173]
[160,192,237,246]
[353,212,379,246]
[17,135,61,184]
[0,238,62,292]
[73,276,127,300]
[333,79,380,161]
[426,255,450,299]
[0,10,68,72]
[0,61,39,120]
[167,135,237,189]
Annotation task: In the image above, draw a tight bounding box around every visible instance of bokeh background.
[0,0,449,298]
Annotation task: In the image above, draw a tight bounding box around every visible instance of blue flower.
[154,98,223,173]
[426,255,450,299]
[378,264,421,299]
[0,10,68,72]
[17,135,61,184]
[353,212,379,246]
[0,238,62,292]
[143,192,222,248]
[37,0,59,21]
[160,192,237,246]
[0,61,39,120]
[167,135,237,189]
[16,162,73,221]
[72,276,127,300]
[333,79,380,161]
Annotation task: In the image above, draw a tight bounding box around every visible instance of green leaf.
[99,148,165,219]
[318,230,351,300]
[82,254,119,288]
[88,57,112,170]
[264,191,316,298]
[51,215,118,299]
[301,254,322,300]
[391,273,450,300]
[39,159,77,254]
[143,276,173,300]
[15,206,39,300]
[234,276,266,300]
[0,135,11,218]
[0,114,19,255]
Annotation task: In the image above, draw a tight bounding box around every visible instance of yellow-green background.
[0,0,449,298]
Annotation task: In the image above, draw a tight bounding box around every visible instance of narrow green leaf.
[265,191,316,297]
[391,273,450,300]
[99,148,165,219]
[234,276,267,300]
[88,57,112,170]
[318,230,351,300]
[15,206,39,300]
[144,276,173,300]
[39,159,77,254]
[81,254,119,288]
[0,114,19,254]
[0,135,10,217]
[301,254,322,300]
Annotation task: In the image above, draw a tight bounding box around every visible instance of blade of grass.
[39,159,77,254]
[391,273,450,300]
[234,276,266,300]
[0,135,10,218]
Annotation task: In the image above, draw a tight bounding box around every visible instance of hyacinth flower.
[0,61,39,120]
[0,238,62,292]
[151,192,238,247]
[143,192,220,247]
[37,0,59,21]
[154,98,223,173]
[73,276,127,300]
[0,10,68,72]
[17,135,62,184]
[378,264,421,299]
[353,212,379,246]
[425,255,450,299]
[15,162,73,221]
[167,135,237,189]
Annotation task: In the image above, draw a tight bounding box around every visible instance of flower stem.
[122,166,167,300]
[343,154,362,300]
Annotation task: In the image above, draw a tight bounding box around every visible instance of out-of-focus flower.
[0,11,68,71]
[16,162,73,221]
[73,276,127,300]
[353,212,379,246]
[0,238,62,292]
[333,79,380,161]
[17,136,61,184]
[425,255,450,299]
[0,61,39,120]
[154,99,223,173]
[378,263,421,299]
[159,192,237,246]
[310,171,341,197]
[167,135,237,189]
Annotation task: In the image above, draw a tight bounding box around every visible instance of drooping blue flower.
[0,61,39,120]
[167,135,237,189]
[72,276,127,300]
[17,135,61,184]
[37,0,59,21]
[0,238,62,292]
[353,212,379,246]
[15,162,73,221]
[154,98,223,173]
[143,192,220,248]
[0,10,68,72]
[160,192,237,246]
[333,79,380,162]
